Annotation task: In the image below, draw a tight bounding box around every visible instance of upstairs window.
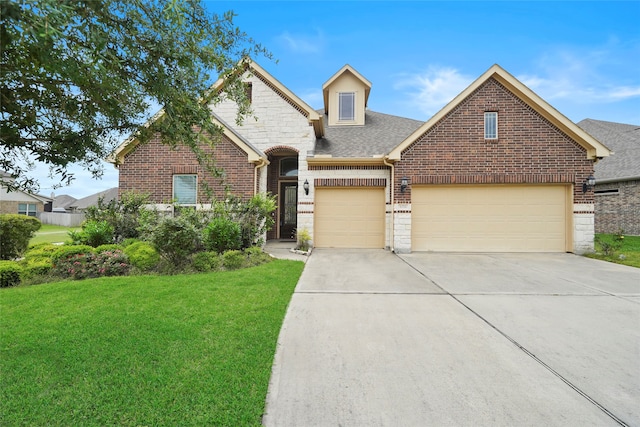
[18,203,37,217]
[338,92,355,121]
[173,174,197,205]
[484,112,498,139]
[245,82,252,104]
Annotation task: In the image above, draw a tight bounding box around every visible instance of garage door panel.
[315,188,385,249]
[412,185,569,252]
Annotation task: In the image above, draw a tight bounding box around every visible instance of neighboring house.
[52,194,78,212]
[109,62,611,253]
[0,171,53,217]
[65,188,119,213]
[577,119,640,236]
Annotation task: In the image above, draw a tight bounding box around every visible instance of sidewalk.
[264,240,310,263]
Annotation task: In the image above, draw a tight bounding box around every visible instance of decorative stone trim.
[308,165,387,171]
[411,174,575,185]
[264,145,299,155]
[172,165,198,174]
[315,178,386,187]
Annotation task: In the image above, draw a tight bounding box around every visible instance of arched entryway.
[265,147,299,241]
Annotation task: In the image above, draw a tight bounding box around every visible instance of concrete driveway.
[263,250,640,427]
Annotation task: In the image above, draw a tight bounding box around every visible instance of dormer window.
[338,92,355,121]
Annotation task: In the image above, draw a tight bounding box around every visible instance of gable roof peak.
[322,64,372,90]
[387,63,611,161]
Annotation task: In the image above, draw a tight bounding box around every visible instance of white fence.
[39,212,85,227]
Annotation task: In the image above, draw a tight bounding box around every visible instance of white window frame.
[338,92,355,121]
[484,112,498,139]
[18,203,37,217]
[173,174,197,205]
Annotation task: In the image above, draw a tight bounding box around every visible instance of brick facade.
[595,180,640,235]
[395,78,594,203]
[118,133,255,203]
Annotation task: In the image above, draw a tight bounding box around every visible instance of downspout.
[383,156,395,252]
[254,158,268,195]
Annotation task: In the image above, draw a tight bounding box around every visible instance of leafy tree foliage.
[1,0,268,192]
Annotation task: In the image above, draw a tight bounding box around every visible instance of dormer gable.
[322,65,371,126]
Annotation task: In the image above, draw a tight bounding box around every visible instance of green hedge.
[0,214,41,260]
[0,261,23,287]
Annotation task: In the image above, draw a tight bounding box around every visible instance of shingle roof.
[53,194,77,209]
[313,110,423,158]
[69,187,119,210]
[577,119,640,182]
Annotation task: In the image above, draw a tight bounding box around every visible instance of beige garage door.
[315,187,385,248]
[412,185,570,252]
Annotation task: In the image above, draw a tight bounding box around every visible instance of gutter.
[254,158,269,195]
[595,175,640,185]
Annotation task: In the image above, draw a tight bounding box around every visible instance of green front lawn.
[586,233,640,268]
[1,260,304,426]
[29,224,80,245]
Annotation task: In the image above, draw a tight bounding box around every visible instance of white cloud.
[518,48,640,104]
[276,30,324,54]
[394,66,474,116]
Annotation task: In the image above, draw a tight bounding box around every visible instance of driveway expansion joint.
[396,253,630,427]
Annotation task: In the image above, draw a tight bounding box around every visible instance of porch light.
[582,175,596,193]
[400,177,409,193]
[303,179,310,195]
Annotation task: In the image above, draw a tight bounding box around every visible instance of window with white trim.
[173,174,197,205]
[484,112,498,139]
[18,203,37,217]
[338,92,355,121]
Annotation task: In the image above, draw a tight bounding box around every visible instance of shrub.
[22,260,52,278]
[124,241,160,271]
[150,216,202,267]
[246,246,272,266]
[95,250,130,277]
[296,228,312,252]
[69,220,114,247]
[121,238,140,247]
[222,250,245,270]
[95,244,122,253]
[204,217,242,253]
[51,245,95,264]
[595,229,625,256]
[0,261,23,287]
[51,248,129,280]
[84,191,151,242]
[191,251,222,272]
[0,214,42,260]
[24,244,59,263]
[237,194,276,248]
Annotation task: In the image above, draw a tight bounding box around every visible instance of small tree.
[0,214,41,260]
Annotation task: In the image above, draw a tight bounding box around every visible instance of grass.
[0,260,304,426]
[29,224,80,245]
[586,233,640,268]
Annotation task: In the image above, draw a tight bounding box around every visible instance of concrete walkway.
[263,249,640,427]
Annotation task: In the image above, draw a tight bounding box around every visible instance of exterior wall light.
[303,179,310,195]
[400,177,409,193]
[582,175,596,193]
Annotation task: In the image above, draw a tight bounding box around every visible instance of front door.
[279,182,298,240]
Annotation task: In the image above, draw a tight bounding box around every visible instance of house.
[577,119,640,236]
[65,187,119,213]
[109,62,611,253]
[0,171,53,217]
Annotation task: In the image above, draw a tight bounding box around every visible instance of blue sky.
[37,1,640,198]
